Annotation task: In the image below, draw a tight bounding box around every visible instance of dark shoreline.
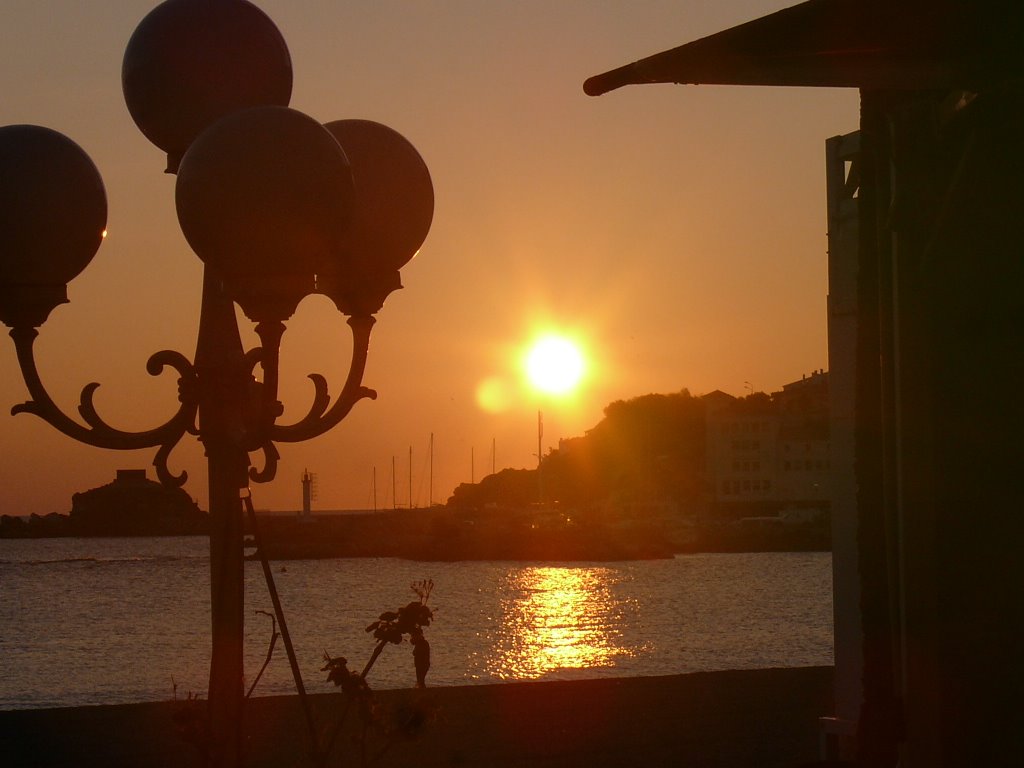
[2,505,831,560]
[1,667,834,767]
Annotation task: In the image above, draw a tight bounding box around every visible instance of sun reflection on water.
[487,566,643,680]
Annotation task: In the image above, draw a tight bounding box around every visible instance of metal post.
[195,270,250,768]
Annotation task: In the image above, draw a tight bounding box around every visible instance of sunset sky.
[0,1,857,517]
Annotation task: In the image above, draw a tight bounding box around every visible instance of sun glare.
[524,334,585,395]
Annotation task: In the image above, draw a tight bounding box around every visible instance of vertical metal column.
[822,129,863,760]
[195,269,250,768]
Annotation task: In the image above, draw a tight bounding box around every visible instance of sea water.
[0,537,833,709]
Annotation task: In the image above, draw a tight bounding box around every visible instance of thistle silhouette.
[320,579,436,765]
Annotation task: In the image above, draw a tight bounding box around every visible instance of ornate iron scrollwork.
[8,326,198,487]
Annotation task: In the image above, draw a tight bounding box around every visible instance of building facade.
[704,371,830,515]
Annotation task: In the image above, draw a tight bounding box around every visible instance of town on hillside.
[439,370,831,558]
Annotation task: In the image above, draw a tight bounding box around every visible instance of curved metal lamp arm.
[9,326,199,486]
[268,313,378,444]
[248,440,280,484]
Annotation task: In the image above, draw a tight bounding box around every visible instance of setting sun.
[524,334,585,395]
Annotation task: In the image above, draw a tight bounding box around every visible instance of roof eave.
[584,54,961,94]
[583,0,988,96]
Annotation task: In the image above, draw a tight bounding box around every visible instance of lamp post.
[0,2,433,766]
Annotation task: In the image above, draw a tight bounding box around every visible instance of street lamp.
[0,1,433,766]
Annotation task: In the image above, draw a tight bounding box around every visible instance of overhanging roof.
[584,0,1018,95]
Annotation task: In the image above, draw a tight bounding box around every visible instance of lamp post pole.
[1,4,435,766]
[195,271,251,766]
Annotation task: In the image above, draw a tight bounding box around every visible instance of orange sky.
[0,1,857,516]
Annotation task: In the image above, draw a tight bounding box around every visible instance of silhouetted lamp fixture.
[122,0,293,173]
[0,1,432,765]
[319,119,435,316]
[0,125,107,330]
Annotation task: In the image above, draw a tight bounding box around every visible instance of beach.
[1,666,833,767]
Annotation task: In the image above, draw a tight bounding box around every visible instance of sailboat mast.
[537,411,545,505]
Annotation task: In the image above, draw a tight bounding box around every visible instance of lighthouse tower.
[301,469,317,520]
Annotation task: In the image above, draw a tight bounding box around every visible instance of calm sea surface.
[0,537,833,710]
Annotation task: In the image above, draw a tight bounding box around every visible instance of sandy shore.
[1,667,833,767]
